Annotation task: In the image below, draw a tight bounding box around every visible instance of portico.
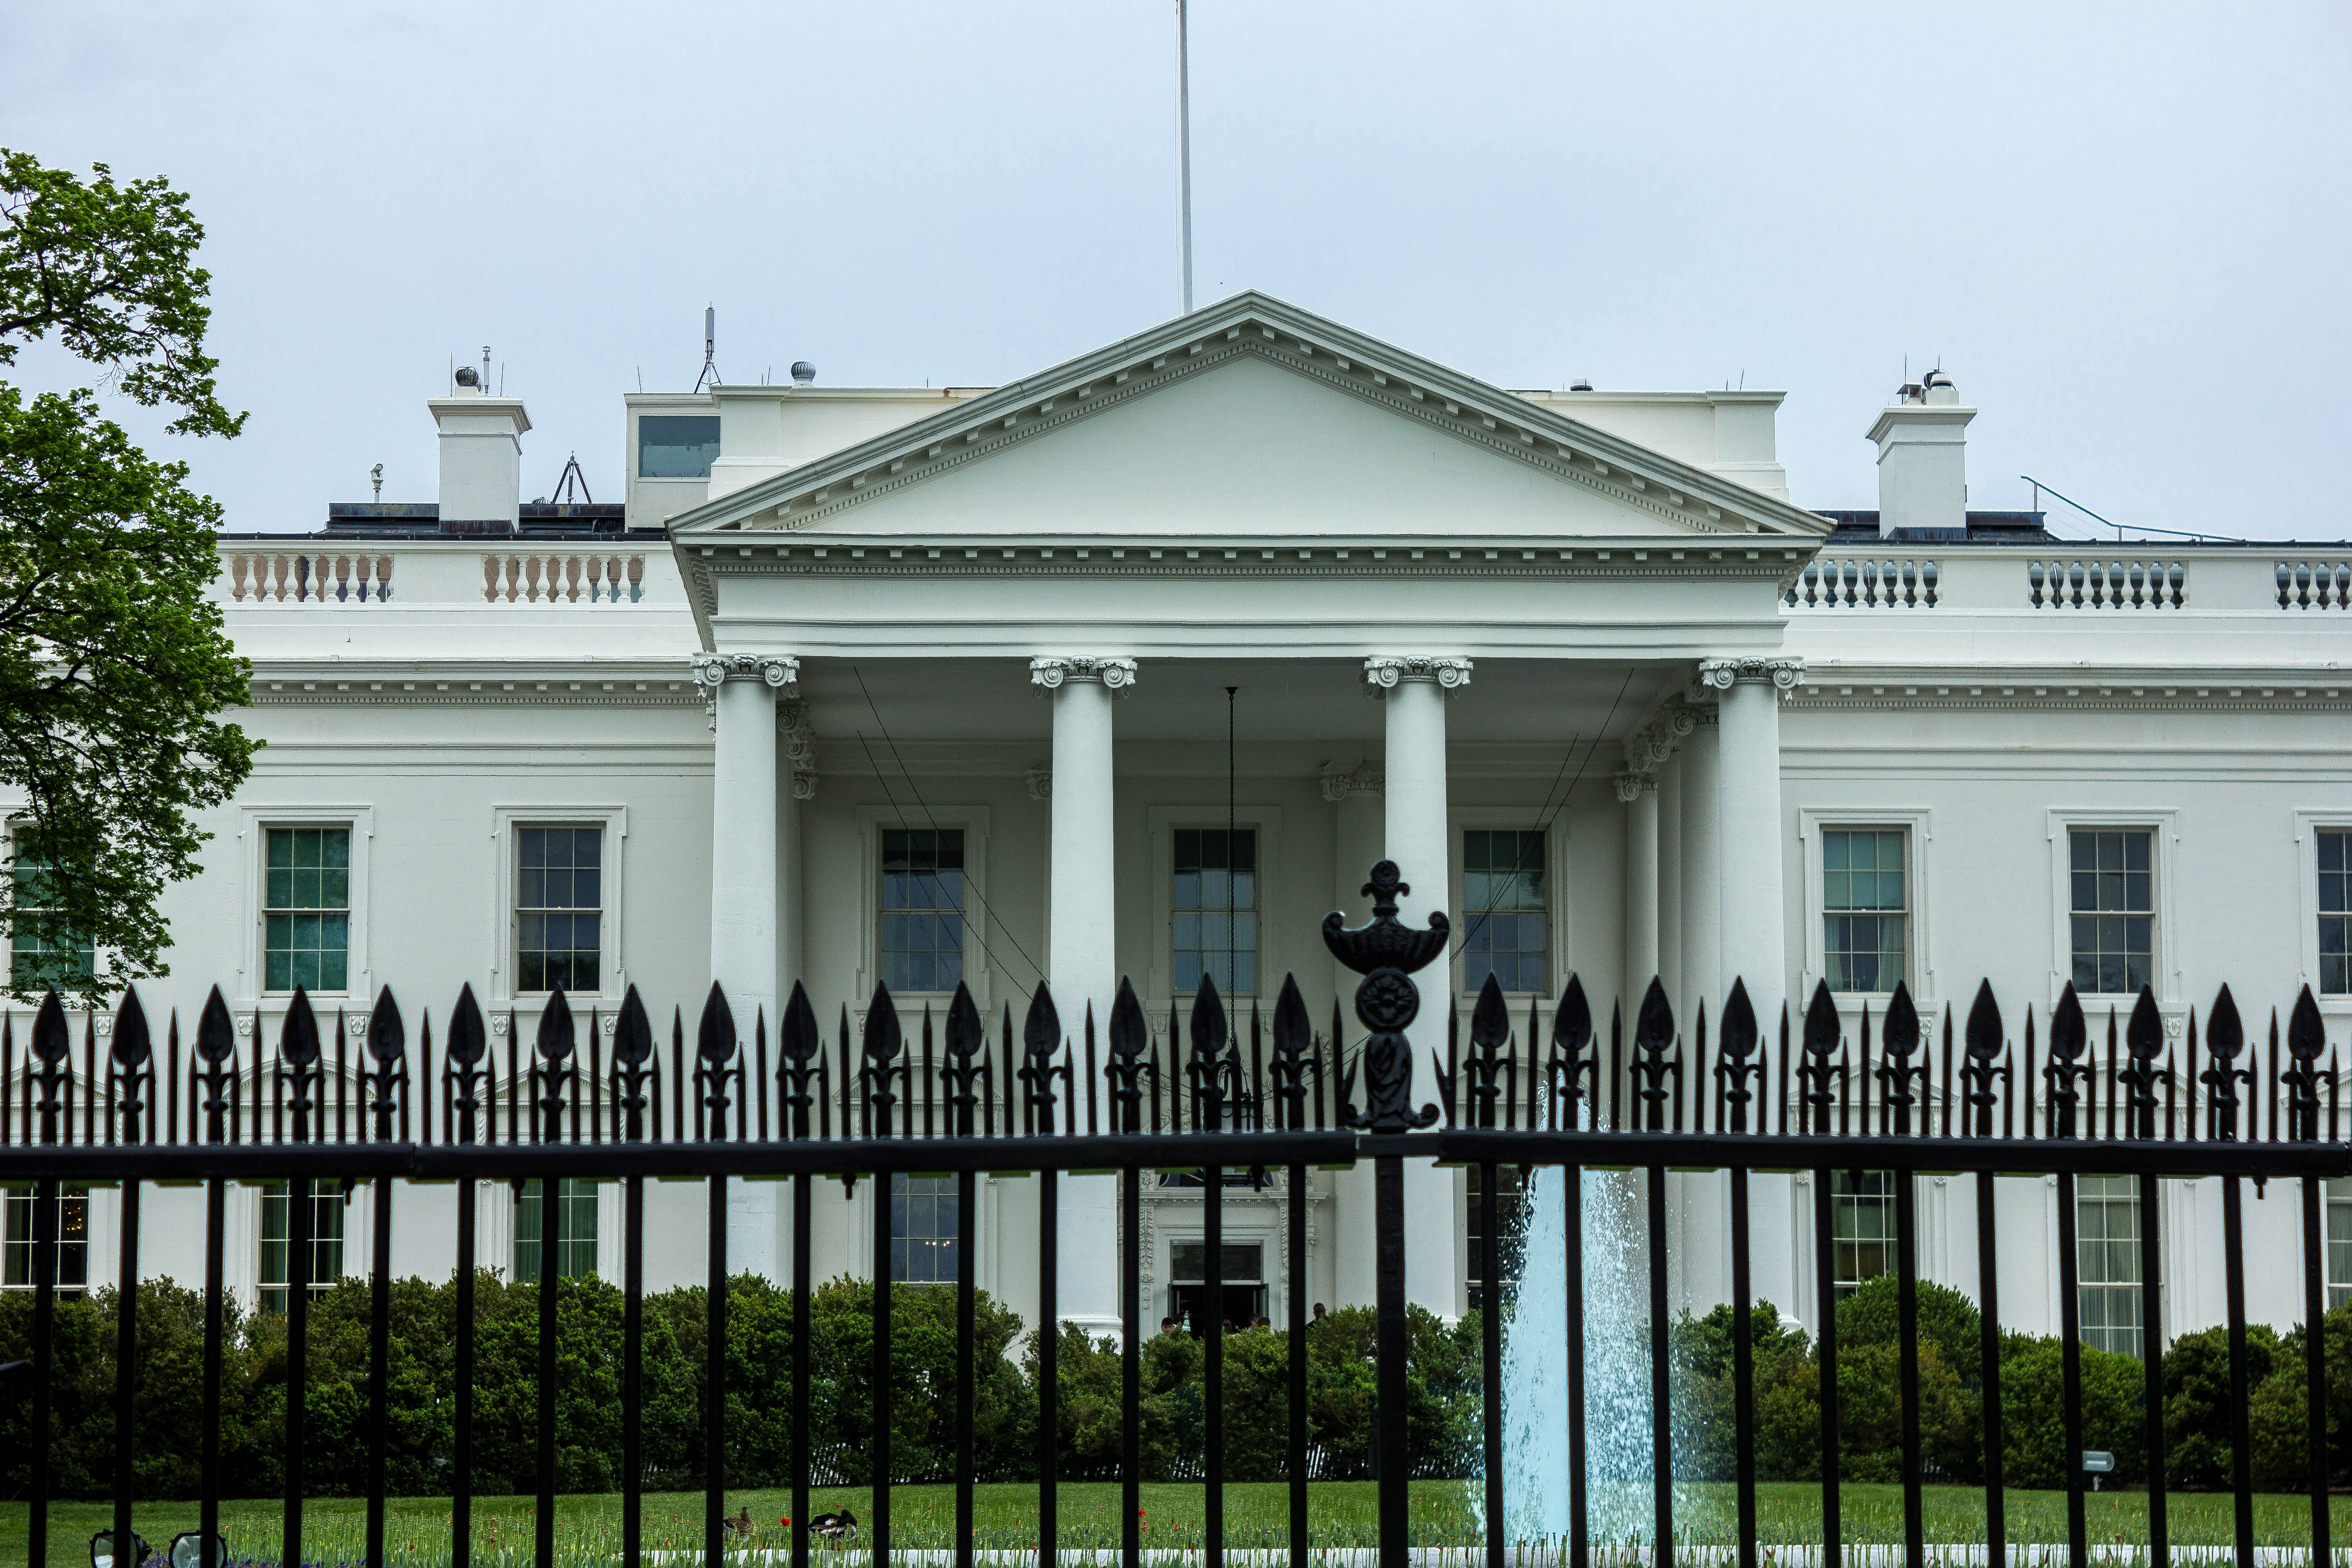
[666,293,1830,1325]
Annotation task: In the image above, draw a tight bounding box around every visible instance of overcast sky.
[6,2,2346,540]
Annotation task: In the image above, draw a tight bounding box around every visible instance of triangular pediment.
[667,293,1829,544]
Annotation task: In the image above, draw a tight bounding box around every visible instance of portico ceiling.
[796,654,1691,751]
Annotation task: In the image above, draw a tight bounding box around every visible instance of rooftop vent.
[790,361,816,386]
[1568,377,1594,392]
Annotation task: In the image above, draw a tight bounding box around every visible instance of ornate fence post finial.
[612,985,656,1142]
[2120,985,2166,1141]
[1321,861,1446,1134]
[1106,978,1150,1134]
[364,986,406,1142]
[533,988,577,1144]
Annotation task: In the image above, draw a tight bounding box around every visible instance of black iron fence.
[2,859,2347,1568]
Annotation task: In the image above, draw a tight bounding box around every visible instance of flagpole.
[1176,0,1193,314]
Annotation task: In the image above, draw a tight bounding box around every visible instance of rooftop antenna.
[550,453,593,507]
[370,463,383,501]
[694,305,721,392]
[1176,0,1193,314]
[481,345,492,392]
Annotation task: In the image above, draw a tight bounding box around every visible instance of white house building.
[7,293,2350,1354]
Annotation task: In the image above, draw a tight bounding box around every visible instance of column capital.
[1362,655,1473,695]
[1025,762,1054,800]
[691,652,799,698]
[1320,762,1385,802]
[1029,655,1138,693]
[1623,701,1700,774]
[1697,656,1805,694]
[1613,771,1658,804]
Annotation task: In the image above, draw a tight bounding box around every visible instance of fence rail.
[3,861,2347,1568]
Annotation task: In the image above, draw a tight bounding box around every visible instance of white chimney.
[1865,369,1972,537]
[429,374,531,530]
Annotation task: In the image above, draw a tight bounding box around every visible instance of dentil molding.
[1029,656,1139,693]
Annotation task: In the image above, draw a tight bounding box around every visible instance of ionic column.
[1658,758,1685,1006]
[695,651,796,1286]
[1617,772,1660,1013]
[1700,656,1803,1317]
[1679,708,1722,1020]
[1364,653,1470,1320]
[695,653,797,1021]
[1030,654,1137,1336]
[1698,657,1803,1020]
[1321,762,1386,1313]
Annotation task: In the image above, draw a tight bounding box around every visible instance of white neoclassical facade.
[7,293,2350,1352]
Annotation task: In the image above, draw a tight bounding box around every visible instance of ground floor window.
[2078,1174,2144,1357]
[1467,1164,1527,1313]
[258,1178,344,1313]
[1831,1170,1895,1298]
[2,1184,89,1296]
[515,1177,600,1283]
[1169,1240,1265,1333]
[891,1174,959,1284]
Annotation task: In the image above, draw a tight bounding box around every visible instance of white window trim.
[1796,808,1935,1010]
[487,806,630,1006]
[237,805,375,1006]
[1145,804,1283,1010]
[2293,811,2352,1012]
[854,804,992,1009]
[1446,808,1572,1004]
[4,817,108,986]
[2046,809,2180,1005]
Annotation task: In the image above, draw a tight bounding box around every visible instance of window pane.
[1830,1170,1896,1298]
[1461,829,1546,993]
[878,828,967,990]
[2069,830,2155,993]
[891,1175,960,1284]
[1823,830,1906,994]
[1173,828,1261,992]
[639,415,721,479]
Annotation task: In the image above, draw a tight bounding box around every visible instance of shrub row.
[0,1274,1479,1499]
[4,1274,2342,1501]
[1669,1278,2352,1492]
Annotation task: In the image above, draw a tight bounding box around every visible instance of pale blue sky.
[5,1,2346,539]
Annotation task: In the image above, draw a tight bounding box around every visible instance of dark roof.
[216,502,663,542]
[1813,510,2058,544]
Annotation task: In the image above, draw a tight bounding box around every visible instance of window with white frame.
[2077,1175,2144,1357]
[1831,1170,1895,1298]
[1467,1164,1527,1313]
[2327,1177,2350,1311]
[1173,828,1257,995]
[264,826,351,993]
[880,828,965,993]
[2068,828,2154,996]
[1823,828,1907,994]
[258,1178,345,1313]
[1461,828,1547,994]
[2319,829,2350,996]
[891,1174,960,1284]
[515,1178,600,1282]
[2,1184,88,1296]
[516,826,604,993]
[8,826,95,990]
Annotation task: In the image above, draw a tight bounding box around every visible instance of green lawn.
[3,1483,2346,1568]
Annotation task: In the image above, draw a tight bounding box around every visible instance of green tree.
[1,149,256,1001]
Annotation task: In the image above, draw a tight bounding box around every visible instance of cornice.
[1783,667,2350,713]
[240,661,702,708]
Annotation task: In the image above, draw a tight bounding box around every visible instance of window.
[1467,1165,1527,1313]
[2320,829,2351,996]
[2069,828,2154,995]
[1831,1170,1896,1299]
[3,1185,89,1296]
[2078,1175,2144,1357]
[264,827,350,993]
[1462,829,1546,993]
[258,1179,345,1313]
[1823,829,1906,994]
[891,1174,960,1284]
[880,829,965,993]
[1173,828,1256,994]
[2326,1177,2351,1312]
[637,415,721,479]
[515,1178,600,1283]
[517,827,603,993]
[1169,1240,1266,1332]
[9,828,94,990]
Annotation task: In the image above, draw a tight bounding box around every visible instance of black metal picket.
[1,858,2347,1568]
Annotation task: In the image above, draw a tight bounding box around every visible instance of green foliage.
[1994,1332,2145,1489]
[0,149,256,1001]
